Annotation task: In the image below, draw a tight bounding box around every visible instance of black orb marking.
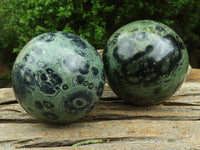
[64,90,95,113]
[163,34,184,51]
[158,34,183,74]
[43,112,58,120]
[113,47,121,63]
[40,82,55,94]
[63,33,88,49]
[76,75,85,84]
[61,32,75,39]
[43,101,54,109]
[37,61,47,68]
[50,74,62,85]
[37,69,63,95]
[55,86,60,90]
[88,83,94,89]
[39,33,56,42]
[91,67,98,76]
[70,37,88,49]
[40,73,47,81]
[22,69,36,86]
[62,84,68,90]
[24,54,35,63]
[46,68,54,74]
[79,63,90,74]
[145,45,154,53]
[35,101,44,109]
[132,51,146,62]
[75,49,86,57]
[38,68,63,95]
[155,25,165,32]
[83,81,89,86]
[108,32,120,46]
[73,99,86,108]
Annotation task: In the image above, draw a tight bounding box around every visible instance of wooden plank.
[0,68,200,149]
[0,120,200,149]
[1,101,200,123]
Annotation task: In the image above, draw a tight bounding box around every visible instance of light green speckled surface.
[12,32,105,124]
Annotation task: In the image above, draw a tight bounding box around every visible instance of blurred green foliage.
[1,0,200,52]
[0,0,200,87]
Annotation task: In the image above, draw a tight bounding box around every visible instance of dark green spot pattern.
[12,32,105,124]
[103,20,189,105]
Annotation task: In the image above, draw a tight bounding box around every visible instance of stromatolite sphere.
[103,20,189,105]
[12,32,105,124]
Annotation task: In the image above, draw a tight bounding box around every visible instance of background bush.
[0,0,200,87]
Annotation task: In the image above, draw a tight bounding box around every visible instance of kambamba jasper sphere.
[12,32,105,124]
[103,20,189,105]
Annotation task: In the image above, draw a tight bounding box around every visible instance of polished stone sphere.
[12,32,105,124]
[103,20,189,105]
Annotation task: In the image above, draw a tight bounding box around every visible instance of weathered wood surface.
[0,69,200,150]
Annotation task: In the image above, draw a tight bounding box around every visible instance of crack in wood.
[1,109,21,113]
[101,97,121,101]
[0,100,17,105]
[0,140,18,143]
[101,92,200,100]
[162,102,200,106]
[85,114,200,122]
[15,138,42,144]
[12,136,156,148]
[14,139,79,148]
[0,69,200,149]
[176,93,200,97]
[102,92,200,99]
[0,114,199,124]
[191,108,200,111]
[100,99,200,107]
[0,119,38,123]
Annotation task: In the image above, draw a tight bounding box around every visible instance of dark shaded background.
[0,0,200,87]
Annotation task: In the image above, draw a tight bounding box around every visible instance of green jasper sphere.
[103,20,189,105]
[12,32,105,124]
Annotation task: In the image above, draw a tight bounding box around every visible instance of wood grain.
[0,69,200,149]
[1,120,200,149]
